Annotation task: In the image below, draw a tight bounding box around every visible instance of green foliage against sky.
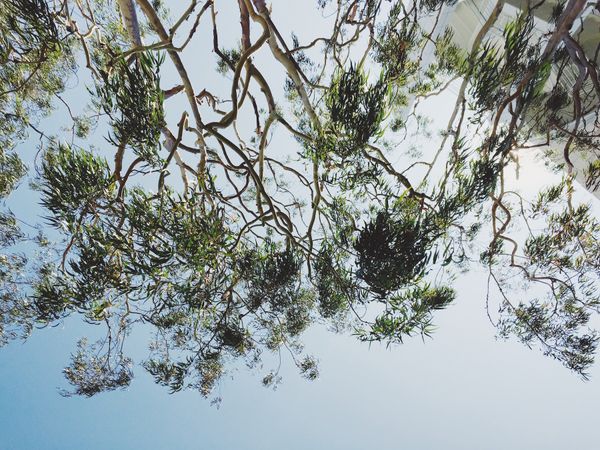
[0,0,599,398]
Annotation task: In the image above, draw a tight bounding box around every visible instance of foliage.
[39,145,112,229]
[94,50,165,165]
[0,0,74,150]
[355,202,430,296]
[0,0,599,398]
[322,65,388,159]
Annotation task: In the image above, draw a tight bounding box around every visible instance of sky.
[2,1,600,449]
[3,267,600,450]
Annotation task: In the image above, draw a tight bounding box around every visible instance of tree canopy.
[0,0,599,398]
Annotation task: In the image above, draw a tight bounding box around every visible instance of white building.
[428,0,600,198]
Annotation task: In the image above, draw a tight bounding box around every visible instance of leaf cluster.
[355,199,432,297]
[321,65,388,160]
[94,51,165,165]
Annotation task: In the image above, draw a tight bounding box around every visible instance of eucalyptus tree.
[0,0,599,397]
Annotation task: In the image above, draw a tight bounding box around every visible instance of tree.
[0,0,599,397]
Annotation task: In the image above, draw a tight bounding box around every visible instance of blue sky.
[2,1,600,449]
[3,266,600,450]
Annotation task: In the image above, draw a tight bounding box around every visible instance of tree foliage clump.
[0,0,599,397]
[62,338,133,397]
[0,0,73,148]
[94,51,165,165]
[323,65,388,159]
[362,284,455,343]
[0,151,27,199]
[39,145,112,229]
[355,201,431,296]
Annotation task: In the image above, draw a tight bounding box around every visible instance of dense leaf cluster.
[323,65,388,159]
[355,202,430,296]
[95,51,165,165]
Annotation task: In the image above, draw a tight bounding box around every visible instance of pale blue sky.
[3,268,600,450]
[2,1,600,449]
